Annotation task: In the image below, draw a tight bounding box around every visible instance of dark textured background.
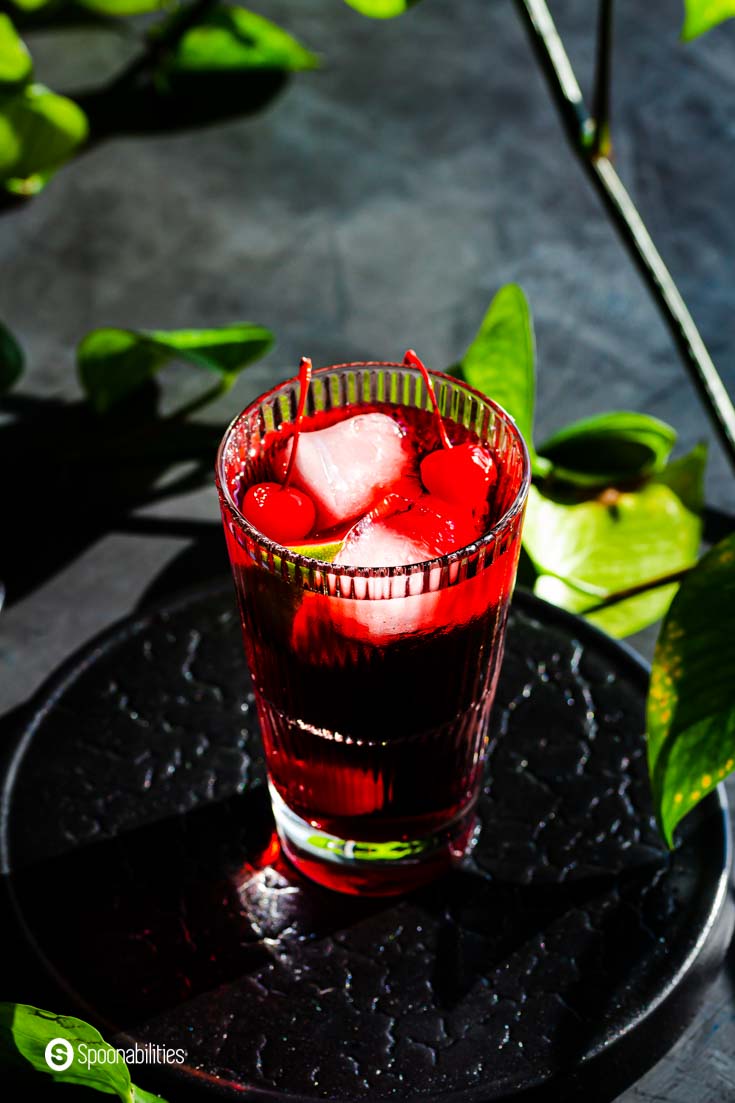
[1,0,734,1098]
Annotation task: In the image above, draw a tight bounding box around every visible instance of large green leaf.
[0,1003,168,1101]
[77,0,166,15]
[647,533,735,847]
[78,323,274,412]
[167,7,319,74]
[682,0,735,39]
[524,445,705,637]
[538,411,676,488]
[343,0,421,15]
[0,83,88,191]
[458,284,545,474]
[0,14,32,90]
[0,321,23,393]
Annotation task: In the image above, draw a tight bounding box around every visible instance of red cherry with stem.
[403,349,496,510]
[241,357,317,544]
[420,443,496,508]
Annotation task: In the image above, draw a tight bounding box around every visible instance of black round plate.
[1,584,732,1102]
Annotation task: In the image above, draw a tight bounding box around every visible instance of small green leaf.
[3,167,53,194]
[459,284,542,473]
[538,411,676,488]
[7,0,53,10]
[287,538,344,563]
[167,7,319,74]
[343,0,421,15]
[0,321,23,393]
[524,445,705,637]
[647,533,735,847]
[0,14,32,90]
[0,1003,168,1101]
[78,323,274,413]
[682,0,735,39]
[0,83,88,190]
[77,0,166,14]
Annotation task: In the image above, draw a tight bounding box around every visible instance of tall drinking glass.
[216,363,530,895]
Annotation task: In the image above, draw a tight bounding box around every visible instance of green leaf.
[0,14,32,90]
[166,7,319,74]
[656,441,707,513]
[7,0,53,11]
[647,533,735,847]
[343,0,421,15]
[132,1087,166,1103]
[0,1002,168,1101]
[538,411,676,488]
[0,321,23,393]
[459,284,545,474]
[0,83,88,191]
[78,323,274,413]
[77,0,166,14]
[524,445,705,637]
[682,0,735,39]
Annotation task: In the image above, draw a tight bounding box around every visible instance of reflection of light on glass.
[260,832,281,868]
[235,834,302,943]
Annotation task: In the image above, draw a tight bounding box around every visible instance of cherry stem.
[283,356,313,489]
[403,349,453,451]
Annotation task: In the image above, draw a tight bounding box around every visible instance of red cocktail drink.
[216,360,530,895]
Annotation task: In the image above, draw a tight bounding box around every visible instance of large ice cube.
[277,412,415,529]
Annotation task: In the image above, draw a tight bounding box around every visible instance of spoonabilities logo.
[45,1038,74,1071]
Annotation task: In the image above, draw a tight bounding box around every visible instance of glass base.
[269,783,478,896]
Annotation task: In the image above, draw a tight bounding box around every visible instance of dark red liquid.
[219,400,526,894]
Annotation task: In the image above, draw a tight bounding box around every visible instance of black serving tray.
[1,583,731,1102]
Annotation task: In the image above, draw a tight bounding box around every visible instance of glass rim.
[215,361,531,579]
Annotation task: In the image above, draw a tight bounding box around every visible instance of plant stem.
[514,0,735,474]
[581,563,693,613]
[528,559,694,607]
[592,0,613,157]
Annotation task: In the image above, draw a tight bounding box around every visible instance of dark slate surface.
[1,0,734,1099]
[3,586,731,1102]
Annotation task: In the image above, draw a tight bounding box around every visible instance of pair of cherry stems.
[282,349,451,492]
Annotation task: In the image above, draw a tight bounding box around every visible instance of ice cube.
[306,509,442,638]
[291,537,513,651]
[336,494,481,573]
[291,577,444,649]
[277,412,415,529]
[336,516,436,570]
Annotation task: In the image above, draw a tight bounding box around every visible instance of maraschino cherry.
[241,357,317,544]
[391,494,479,555]
[403,349,497,509]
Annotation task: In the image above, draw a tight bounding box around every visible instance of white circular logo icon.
[45,1038,74,1071]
